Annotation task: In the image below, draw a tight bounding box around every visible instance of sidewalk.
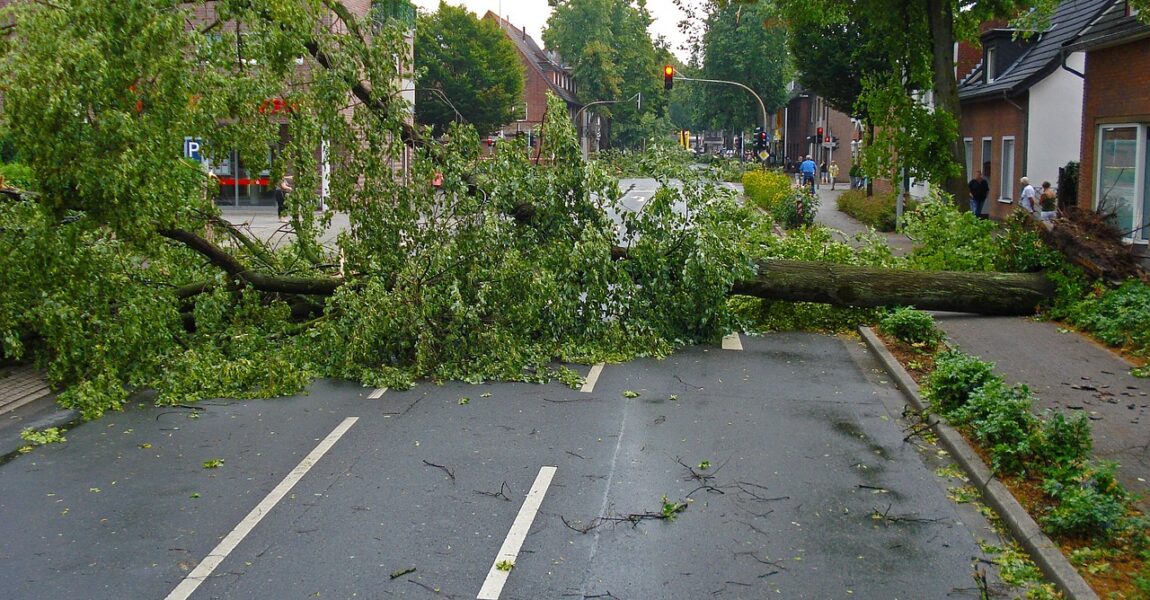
[814,186,1150,508]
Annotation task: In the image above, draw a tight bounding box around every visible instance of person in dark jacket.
[968,171,990,219]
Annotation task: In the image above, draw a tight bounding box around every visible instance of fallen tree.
[731,259,1054,316]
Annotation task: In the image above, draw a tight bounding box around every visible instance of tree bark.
[730,259,1054,316]
[925,0,968,202]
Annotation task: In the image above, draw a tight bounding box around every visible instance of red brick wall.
[1079,37,1150,212]
[960,96,1027,219]
[1079,37,1150,264]
[956,19,1009,83]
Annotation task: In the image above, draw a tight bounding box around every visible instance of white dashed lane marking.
[722,333,744,350]
[476,466,558,599]
[580,363,605,393]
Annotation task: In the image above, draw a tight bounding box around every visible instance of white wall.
[1026,51,1086,192]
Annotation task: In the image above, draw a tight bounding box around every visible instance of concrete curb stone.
[858,326,1099,600]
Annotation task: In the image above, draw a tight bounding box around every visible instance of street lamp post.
[575,93,641,160]
[672,75,768,135]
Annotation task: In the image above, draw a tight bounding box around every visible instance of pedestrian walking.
[1039,180,1058,221]
[1019,177,1038,215]
[819,160,829,185]
[828,162,839,190]
[968,170,990,219]
[274,176,293,222]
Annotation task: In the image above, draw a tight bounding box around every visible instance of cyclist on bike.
[799,154,817,194]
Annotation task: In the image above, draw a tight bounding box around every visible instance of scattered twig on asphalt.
[475,481,512,501]
[902,419,937,442]
[733,481,789,503]
[677,457,716,484]
[733,551,786,569]
[857,484,889,492]
[565,450,587,459]
[870,504,947,525]
[390,566,416,580]
[972,565,990,600]
[422,459,455,483]
[674,375,704,390]
[543,397,592,403]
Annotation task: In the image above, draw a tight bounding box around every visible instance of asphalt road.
[0,333,1013,599]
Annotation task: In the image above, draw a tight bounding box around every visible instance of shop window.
[1096,125,1146,243]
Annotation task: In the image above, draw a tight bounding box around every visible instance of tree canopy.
[696,2,790,131]
[414,2,525,135]
[544,0,671,148]
[0,0,760,419]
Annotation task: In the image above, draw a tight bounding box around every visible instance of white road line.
[580,363,605,393]
[164,417,359,600]
[367,387,387,399]
[722,332,744,350]
[476,466,558,600]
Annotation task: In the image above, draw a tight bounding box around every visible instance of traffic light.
[757,129,768,149]
[663,65,675,90]
[816,126,824,139]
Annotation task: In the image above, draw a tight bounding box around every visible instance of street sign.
[183,137,203,162]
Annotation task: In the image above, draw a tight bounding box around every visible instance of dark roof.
[959,0,1111,101]
[483,11,581,107]
[1064,0,1150,51]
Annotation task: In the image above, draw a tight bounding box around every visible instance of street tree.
[544,0,669,148]
[0,0,1055,423]
[697,2,790,132]
[414,1,524,135]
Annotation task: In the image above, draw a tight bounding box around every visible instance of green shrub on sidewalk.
[878,307,943,348]
[924,349,1000,414]
[836,189,907,232]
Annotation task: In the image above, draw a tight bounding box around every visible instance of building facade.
[956,0,1108,219]
[1067,0,1150,263]
[483,12,583,151]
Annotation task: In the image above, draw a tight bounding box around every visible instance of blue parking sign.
[183,137,203,162]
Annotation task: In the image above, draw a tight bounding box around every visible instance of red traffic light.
[663,65,675,90]
[816,127,824,137]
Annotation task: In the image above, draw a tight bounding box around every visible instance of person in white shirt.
[1018,177,1038,215]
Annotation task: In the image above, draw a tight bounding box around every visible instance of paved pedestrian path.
[0,366,50,415]
[813,186,1150,507]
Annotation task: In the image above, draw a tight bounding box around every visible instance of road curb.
[0,393,81,465]
[858,326,1099,600]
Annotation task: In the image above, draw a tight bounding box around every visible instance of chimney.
[522,26,526,40]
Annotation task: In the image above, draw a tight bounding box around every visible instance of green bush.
[771,189,819,229]
[993,212,1063,272]
[0,162,36,190]
[924,350,1000,415]
[1072,280,1150,354]
[1034,411,1092,473]
[878,307,943,347]
[836,190,907,232]
[902,194,999,272]
[742,169,794,213]
[952,380,1039,475]
[1041,463,1128,538]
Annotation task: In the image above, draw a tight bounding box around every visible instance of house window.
[1000,137,1015,201]
[1096,125,1148,242]
[964,138,974,181]
[985,47,996,83]
[981,137,993,180]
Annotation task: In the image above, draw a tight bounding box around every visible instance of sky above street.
[409,0,693,61]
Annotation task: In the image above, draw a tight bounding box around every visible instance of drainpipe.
[1059,48,1086,79]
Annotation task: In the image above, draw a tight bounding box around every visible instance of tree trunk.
[730,259,1054,316]
[925,0,968,202]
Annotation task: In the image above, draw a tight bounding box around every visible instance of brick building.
[956,0,1109,219]
[1065,0,1150,264]
[783,88,854,184]
[483,12,583,150]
